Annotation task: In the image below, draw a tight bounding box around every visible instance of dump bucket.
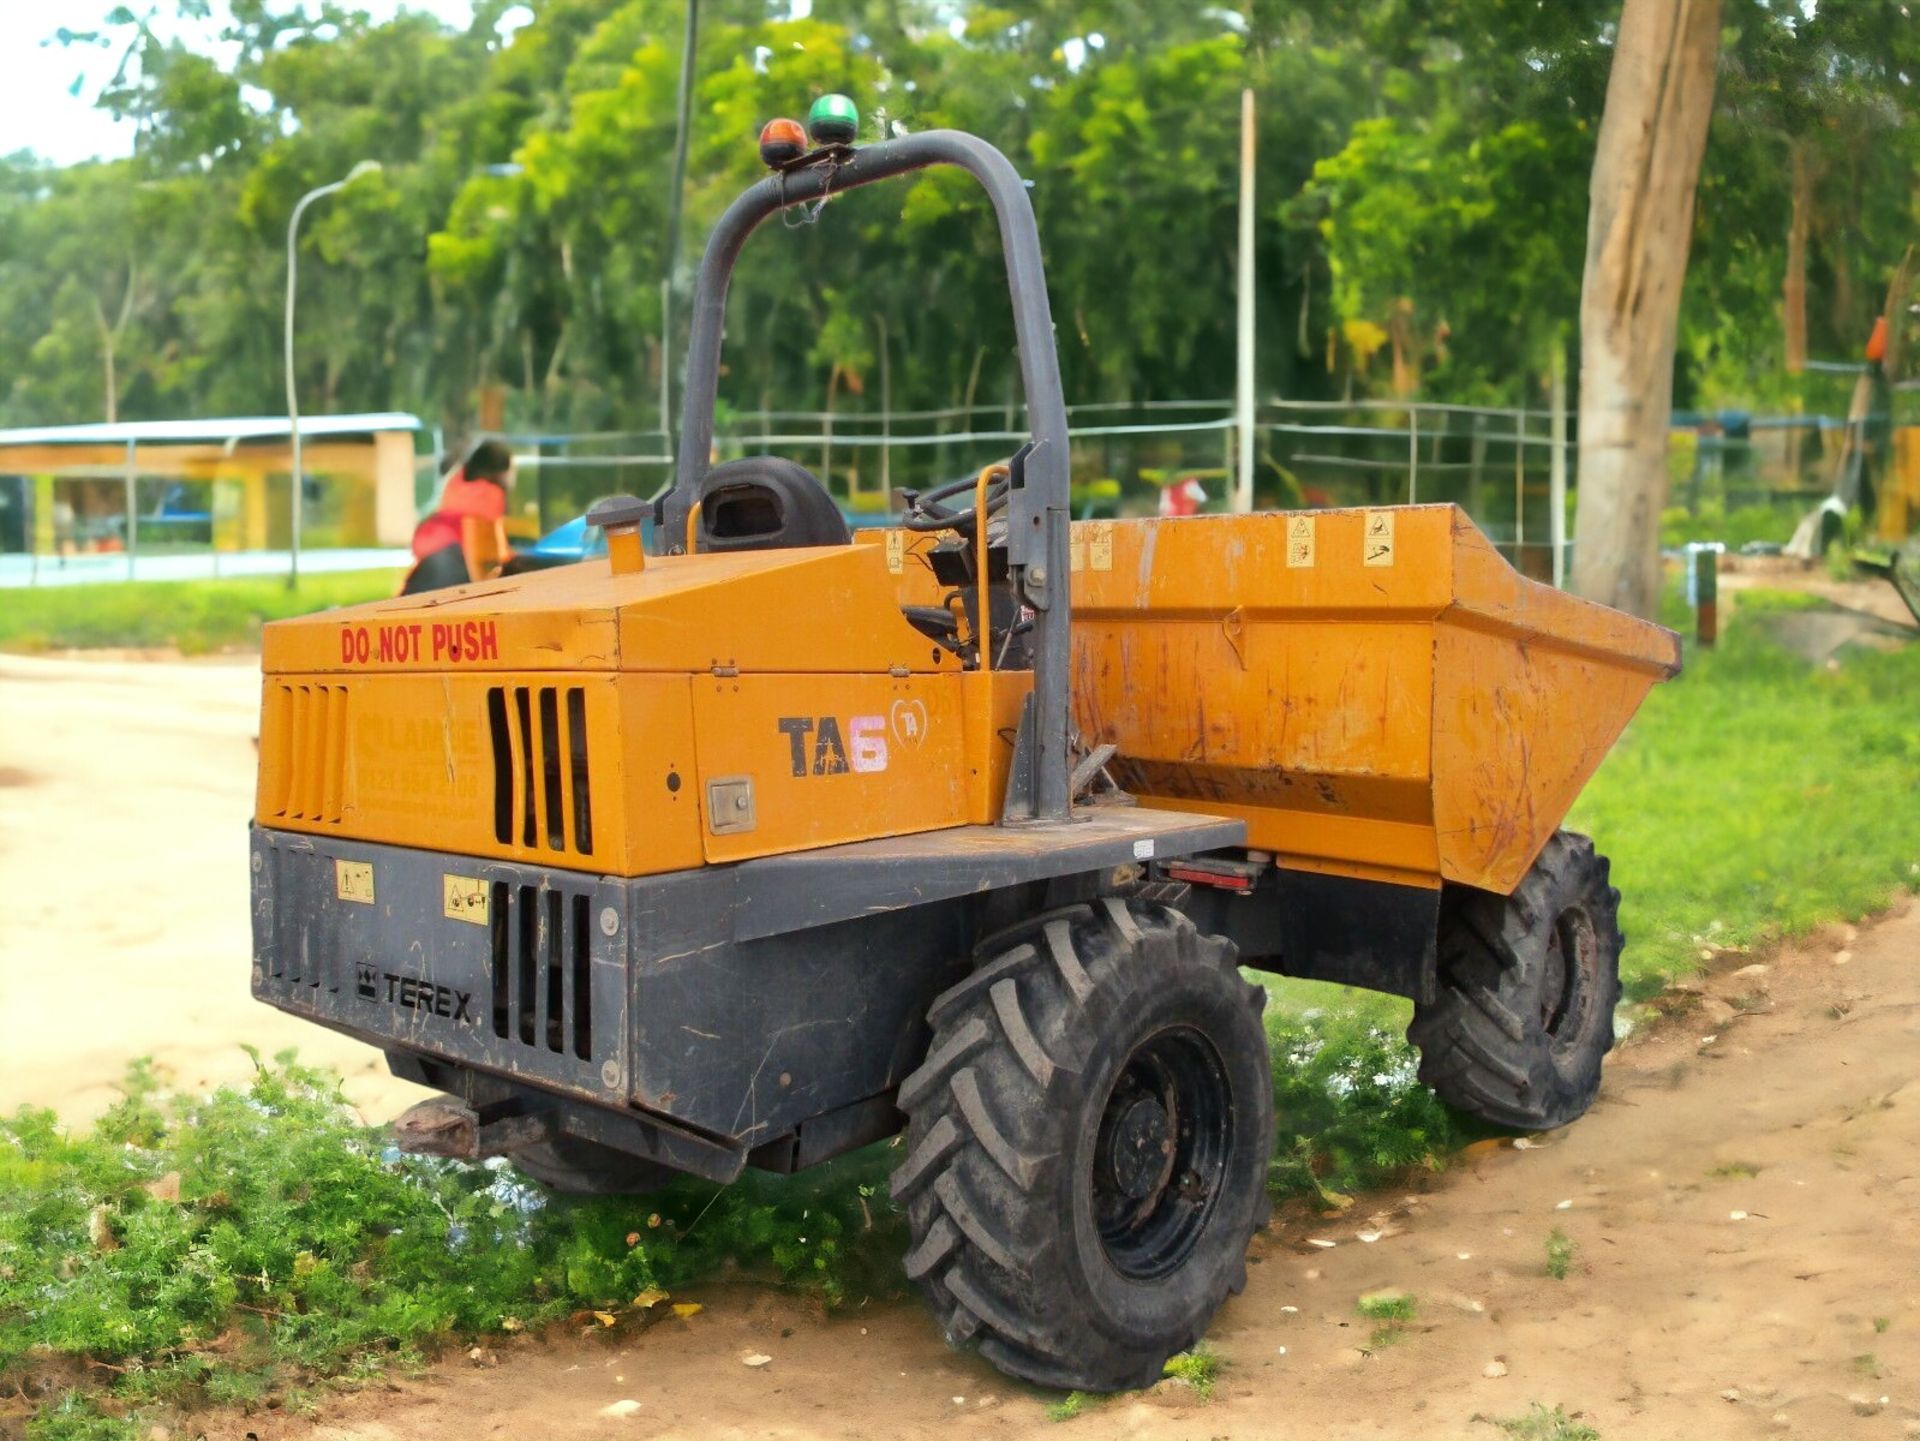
[1069,505,1680,894]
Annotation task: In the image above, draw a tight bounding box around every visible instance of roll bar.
[656,130,1074,824]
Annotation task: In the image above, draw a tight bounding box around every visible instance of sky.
[0,0,479,167]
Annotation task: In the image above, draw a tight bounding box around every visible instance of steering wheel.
[900,466,1013,534]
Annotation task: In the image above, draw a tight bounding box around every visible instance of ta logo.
[777,715,889,776]
[890,699,928,748]
[355,963,377,999]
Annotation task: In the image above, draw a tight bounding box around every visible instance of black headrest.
[696,456,850,551]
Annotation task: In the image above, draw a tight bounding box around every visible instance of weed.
[0,1056,904,1437]
[1487,1403,1601,1441]
[1262,992,1463,1203]
[1708,1161,1760,1180]
[1873,1316,1892,1334]
[1356,1290,1417,1348]
[1160,1343,1220,1399]
[1545,1227,1575,1280]
[1853,1353,1882,1379]
[1045,1391,1093,1422]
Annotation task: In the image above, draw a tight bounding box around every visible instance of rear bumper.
[249,805,1245,1172]
[250,826,632,1108]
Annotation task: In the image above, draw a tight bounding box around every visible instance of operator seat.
[694,456,850,552]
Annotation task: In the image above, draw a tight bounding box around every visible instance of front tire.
[1409,830,1623,1132]
[890,899,1273,1392]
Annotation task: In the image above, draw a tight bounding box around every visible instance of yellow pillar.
[373,430,417,546]
[32,475,54,554]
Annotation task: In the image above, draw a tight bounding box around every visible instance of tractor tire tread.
[893,899,1271,1392]
[1408,830,1624,1133]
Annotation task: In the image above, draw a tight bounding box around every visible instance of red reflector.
[1164,863,1255,892]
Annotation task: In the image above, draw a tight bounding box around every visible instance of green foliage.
[1159,1343,1220,1399]
[1568,590,1920,997]
[1544,1228,1575,1281]
[1659,502,1799,552]
[0,1056,903,1436]
[1263,987,1461,1203]
[0,572,404,653]
[1045,1390,1093,1422]
[1306,113,1586,396]
[1489,1404,1601,1441]
[1355,1290,1416,1347]
[6,0,1912,442]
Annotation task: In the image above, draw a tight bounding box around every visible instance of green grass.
[1659,501,1801,551]
[1356,1290,1417,1348]
[0,571,403,654]
[1486,1404,1601,1441]
[1544,1227,1575,1280]
[1263,987,1463,1205]
[1568,587,1920,998]
[1045,1391,1094,1422]
[1159,1344,1220,1398]
[1,1056,902,1439]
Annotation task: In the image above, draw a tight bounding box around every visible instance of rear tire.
[1409,831,1623,1132]
[507,1135,676,1196]
[890,899,1273,1392]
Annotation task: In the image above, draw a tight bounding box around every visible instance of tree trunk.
[1571,0,1723,620]
[92,294,121,424]
[1782,138,1812,375]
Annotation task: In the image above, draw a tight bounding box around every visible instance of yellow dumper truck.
[249,109,1678,1391]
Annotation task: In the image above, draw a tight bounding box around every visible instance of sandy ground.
[0,652,425,1123]
[3,654,1916,1439]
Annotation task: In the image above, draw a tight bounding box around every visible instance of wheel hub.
[1542,904,1598,1060]
[1090,1026,1233,1282]
[1103,1094,1173,1200]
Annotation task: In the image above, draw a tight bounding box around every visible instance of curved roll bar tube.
[656,130,1074,823]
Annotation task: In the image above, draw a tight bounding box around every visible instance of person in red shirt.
[402,440,514,593]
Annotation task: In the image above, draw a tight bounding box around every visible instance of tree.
[1571,0,1722,619]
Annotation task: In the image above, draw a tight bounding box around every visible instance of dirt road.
[222,903,1915,1441]
[0,652,424,1123]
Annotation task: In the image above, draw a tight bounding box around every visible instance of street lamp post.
[285,159,381,589]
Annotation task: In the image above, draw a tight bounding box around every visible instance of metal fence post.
[124,437,137,581]
[1408,405,1419,503]
[1513,406,1526,566]
[1549,348,1568,590]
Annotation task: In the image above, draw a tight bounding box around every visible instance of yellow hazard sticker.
[443,874,489,926]
[1363,510,1396,567]
[1286,514,1316,568]
[884,529,904,574]
[1088,521,1114,571]
[335,859,375,905]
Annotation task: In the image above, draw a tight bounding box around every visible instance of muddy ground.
[2,651,1915,1439]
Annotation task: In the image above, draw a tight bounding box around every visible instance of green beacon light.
[807,93,859,147]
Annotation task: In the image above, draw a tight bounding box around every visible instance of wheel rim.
[1091,1025,1233,1281]
[1542,904,1598,1063]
